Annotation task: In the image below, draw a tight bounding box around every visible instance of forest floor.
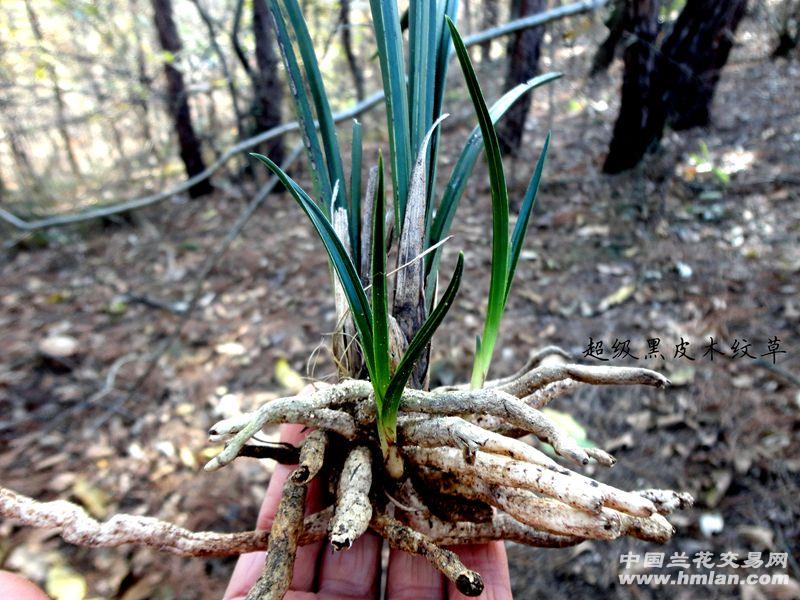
[1,14,799,600]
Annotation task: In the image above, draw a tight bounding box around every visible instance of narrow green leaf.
[432,0,459,122]
[382,252,465,437]
[268,0,330,204]
[369,0,412,227]
[425,0,460,218]
[281,0,347,212]
[350,120,363,269]
[425,73,561,305]
[249,153,376,382]
[371,154,390,405]
[366,6,408,62]
[429,73,560,255]
[446,17,509,388]
[408,0,437,160]
[505,132,550,304]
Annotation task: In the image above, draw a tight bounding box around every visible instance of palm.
[224,424,512,600]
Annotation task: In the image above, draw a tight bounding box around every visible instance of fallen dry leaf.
[46,564,87,600]
[71,478,109,520]
[274,357,305,394]
[596,283,636,314]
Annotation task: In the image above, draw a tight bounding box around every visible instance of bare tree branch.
[0,0,608,231]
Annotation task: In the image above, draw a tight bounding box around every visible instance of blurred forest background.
[1,0,799,598]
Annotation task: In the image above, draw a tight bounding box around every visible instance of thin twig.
[41,352,138,434]
[0,0,609,232]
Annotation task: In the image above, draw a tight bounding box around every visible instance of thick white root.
[400,388,599,466]
[328,446,373,550]
[498,363,670,397]
[403,446,606,514]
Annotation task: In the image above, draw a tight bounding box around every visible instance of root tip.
[456,572,484,597]
[587,448,617,468]
[330,535,353,551]
[291,466,310,484]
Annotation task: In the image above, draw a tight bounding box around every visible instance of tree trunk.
[604,0,746,173]
[603,0,659,174]
[251,0,284,162]
[589,0,626,76]
[24,0,82,179]
[481,0,500,61]
[231,0,252,78]
[771,0,798,58]
[128,0,157,153]
[496,0,547,156]
[87,64,132,179]
[463,0,475,34]
[772,29,799,58]
[0,52,47,200]
[69,15,132,181]
[659,0,748,131]
[340,0,365,100]
[3,123,46,201]
[190,0,246,140]
[150,0,213,198]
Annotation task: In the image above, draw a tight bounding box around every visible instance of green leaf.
[268,0,331,204]
[505,132,550,304]
[430,73,560,255]
[381,252,465,441]
[432,0,459,118]
[446,17,509,389]
[350,120,363,268]
[425,0,460,220]
[371,154,390,407]
[281,0,347,212]
[425,73,561,307]
[408,0,437,160]
[249,153,376,382]
[369,0,412,227]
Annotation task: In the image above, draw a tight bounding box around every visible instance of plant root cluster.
[202,355,693,598]
[0,354,693,599]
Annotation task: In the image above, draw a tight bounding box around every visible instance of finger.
[445,542,511,600]
[228,592,318,600]
[224,423,325,599]
[0,572,49,600]
[224,549,270,600]
[386,547,446,600]
[316,530,382,598]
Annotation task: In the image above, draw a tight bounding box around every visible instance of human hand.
[0,571,49,600]
[223,423,512,600]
